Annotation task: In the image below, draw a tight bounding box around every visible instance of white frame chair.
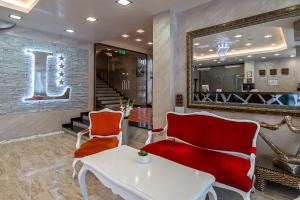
[145,111,260,200]
[72,108,123,178]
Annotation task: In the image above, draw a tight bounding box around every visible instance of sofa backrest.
[166,112,259,155]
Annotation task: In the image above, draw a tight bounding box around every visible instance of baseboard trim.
[0,131,64,145]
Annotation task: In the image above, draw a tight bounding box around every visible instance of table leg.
[207,186,217,200]
[78,165,89,200]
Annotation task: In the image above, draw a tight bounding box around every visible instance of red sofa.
[142,112,260,200]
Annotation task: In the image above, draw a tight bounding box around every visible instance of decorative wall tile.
[0,33,89,114]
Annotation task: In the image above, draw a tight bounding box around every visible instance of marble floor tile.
[0,133,298,200]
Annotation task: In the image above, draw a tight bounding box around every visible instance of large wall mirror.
[187,5,300,116]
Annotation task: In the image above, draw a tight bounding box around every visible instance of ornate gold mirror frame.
[187,4,300,116]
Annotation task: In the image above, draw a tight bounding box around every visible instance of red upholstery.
[74,137,119,158]
[90,112,122,136]
[143,140,252,192]
[167,113,258,155]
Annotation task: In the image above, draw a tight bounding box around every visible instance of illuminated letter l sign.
[25,50,70,101]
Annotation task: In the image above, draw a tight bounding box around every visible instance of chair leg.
[72,158,80,178]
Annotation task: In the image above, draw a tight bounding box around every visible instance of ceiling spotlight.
[290,55,296,58]
[65,29,75,33]
[245,43,252,46]
[261,57,267,59]
[274,53,280,56]
[209,49,214,52]
[247,55,252,58]
[8,14,22,20]
[86,17,98,22]
[137,29,145,33]
[147,42,153,45]
[135,38,142,42]
[217,61,221,64]
[264,34,272,39]
[122,34,129,38]
[234,34,243,38]
[213,59,217,62]
[194,43,200,46]
[116,0,132,6]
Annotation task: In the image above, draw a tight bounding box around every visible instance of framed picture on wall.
[270,69,277,76]
[259,69,266,77]
[281,68,289,75]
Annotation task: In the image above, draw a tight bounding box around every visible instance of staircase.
[62,79,126,135]
[96,78,126,109]
[62,112,90,136]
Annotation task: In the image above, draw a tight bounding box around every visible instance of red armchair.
[72,108,123,178]
[143,111,260,200]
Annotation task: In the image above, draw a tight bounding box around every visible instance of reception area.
[0,0,299,200]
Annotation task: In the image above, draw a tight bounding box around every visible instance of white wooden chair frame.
[72,108,123,178]
[145,111,260,200]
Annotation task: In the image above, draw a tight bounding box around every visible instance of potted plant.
[137,150,150,164]
[120,99,134,119]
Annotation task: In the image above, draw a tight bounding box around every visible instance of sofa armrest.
[145,128,164,145]
[247,153,256,179]
[75,129,89,149]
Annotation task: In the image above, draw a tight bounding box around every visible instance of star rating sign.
[59,55,64,61]
[59,79,64,86]
[56,54,66,87]
[58,71,64,77]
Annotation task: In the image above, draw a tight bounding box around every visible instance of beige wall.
[0,28,94,141]
[153,0,300,156]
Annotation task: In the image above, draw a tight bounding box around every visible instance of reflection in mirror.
[192,16,300,108]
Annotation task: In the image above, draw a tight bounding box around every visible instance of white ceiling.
[0,0,211,45]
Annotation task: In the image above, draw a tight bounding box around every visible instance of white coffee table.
[78,145,217,200]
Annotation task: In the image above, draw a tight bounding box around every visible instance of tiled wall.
[0,33,89,114]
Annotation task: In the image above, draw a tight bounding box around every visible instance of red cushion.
[167,113,258,155]
[142,140,252,192]
[90,112,122,136]
[74,137,119,158]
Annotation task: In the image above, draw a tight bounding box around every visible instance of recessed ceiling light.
[65,29,75,33]
[86,17,98,22]
[247,55,252,58]
[274,53,280,56]
[137,29,144,33]
[194,43,200,46]
[245,43,252,46]
[234,34,243,38]
[209,49,214,52]
[261,57,267,59]
[290,55,296,58]
[122,34,129,38]
[271,43,276,46]
[147,42,153,45]
[116,0,132,6]
[217,61,221,64]
[135,38,142,42]
[264,34,272,39]
[8,14,22,20]
[213,59,217,62]
[198,63,202,66]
